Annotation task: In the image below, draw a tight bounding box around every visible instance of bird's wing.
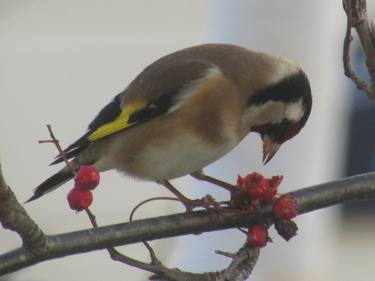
[51,59,217,164]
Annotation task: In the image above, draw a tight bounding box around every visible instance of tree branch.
[0,162,48,255]
[343,0,375,99]
[1,172,375,276]
[86,202,259,281]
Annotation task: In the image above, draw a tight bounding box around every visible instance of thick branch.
[1,172,375,276]
[0,162,47,255]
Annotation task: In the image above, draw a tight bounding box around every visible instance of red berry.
[268,175,283,189]
[243,172,268,199]
[75,166,100,190]
[263,175,283,203]
[262,186,277,203]
[67,188,93,211]
[273,195,298,219]
[237,175,245,190]
[247,225,269,247]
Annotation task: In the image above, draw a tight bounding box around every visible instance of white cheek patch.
[244,98,305,127]
[285,98,304,122]
[244,101,285,126]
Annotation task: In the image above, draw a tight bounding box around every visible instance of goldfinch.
[27,43,312,202]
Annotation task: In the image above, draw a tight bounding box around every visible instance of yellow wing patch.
[88,100,147,141]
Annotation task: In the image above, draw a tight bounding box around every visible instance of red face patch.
[251,121,301,143]
[251,124,270,135]
[283,122,301,141]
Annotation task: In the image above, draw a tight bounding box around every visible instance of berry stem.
[129,197,180,222]
[39,124,76,175]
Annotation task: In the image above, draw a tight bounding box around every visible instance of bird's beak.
[262,135,281,164]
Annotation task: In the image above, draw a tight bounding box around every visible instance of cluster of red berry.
[237,172,298,247]
[66,168,298,247]
[67,166,100,211]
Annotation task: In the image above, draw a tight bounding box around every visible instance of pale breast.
[132,132,237,180]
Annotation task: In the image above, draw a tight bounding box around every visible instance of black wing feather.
[88,94,122,130]
[128,90,177,124]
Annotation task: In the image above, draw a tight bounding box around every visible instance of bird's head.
[244,58,312,164]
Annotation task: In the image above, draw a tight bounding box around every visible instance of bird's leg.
[190,170,237,193]
[158,180,203,211]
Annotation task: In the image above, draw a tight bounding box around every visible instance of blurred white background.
[1,1,374,280]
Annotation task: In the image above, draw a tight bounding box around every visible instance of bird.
[27,43,312,203]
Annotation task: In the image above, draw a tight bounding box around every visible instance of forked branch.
[343,0,375,99]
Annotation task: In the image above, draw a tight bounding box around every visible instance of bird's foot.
[157,180,224,212]
[190,170,237,193]
[175,194,223,212]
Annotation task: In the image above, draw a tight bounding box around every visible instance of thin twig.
[84,208,162,275]
[129,196,181,222]
[39,124,76,174]
[85,208,98,227]
[128,196,182,265]
[215,250,236,259]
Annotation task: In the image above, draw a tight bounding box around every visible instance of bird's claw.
[180,194,223,212]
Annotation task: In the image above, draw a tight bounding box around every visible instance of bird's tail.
[26,167,74,203]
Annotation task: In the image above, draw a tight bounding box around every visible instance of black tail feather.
[50,132,91,165]
[50,145,87,165]
[26,169,74,203]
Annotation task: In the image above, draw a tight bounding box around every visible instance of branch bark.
[0,162,48,255]
[343,0,375,99]
[1,172,375,276]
